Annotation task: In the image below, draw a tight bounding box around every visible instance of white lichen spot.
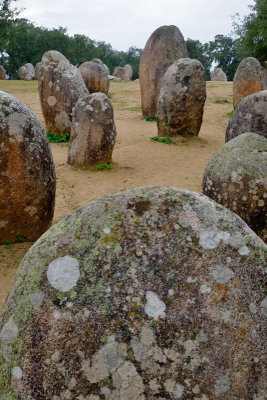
[238,245,249,256]
[199,230,230,250]
[140,326,155,346]
[0,220,8,228]
[200,284,211,294]
[196,330,208,342]
[168,288,174,296]
[12,366,23,380]
[8,112,27,142]
[47,256,80,292]
[145,291,166,320]
[221,310,231,323]
[47,96,57,106]
[212,265,234,284]
[24,206,37,216]
[29,289,44,310]
[260,298,267,317]
[103,227,111,234]
[48,81,53,88]
[164,379,184,399]
[249,303,257,314]
[0,316,18,343]
[214,374,231,396]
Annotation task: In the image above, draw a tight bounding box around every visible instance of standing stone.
[123,64,133,81]
[157,58,206,137]
[113,66,125,80]
[211,68,227,81]
[38,50,88,135]
[91,58,110,75]
[67,93,116,168]
[203,132,267,241]
[139,25,188,117]
[233,57,265,109]
[226,90,267,142]
[79,61,109,94]
[0,186,266,399]
[0,91,56,243]
[0,65,6,80]
[17,63,35,80]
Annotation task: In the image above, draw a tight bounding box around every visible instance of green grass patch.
[227,109,234,116]
[47,131,70,142]
[91,162,114,171]
[144,115,157,122]
[127,106,142,112]
[150,136,177,145]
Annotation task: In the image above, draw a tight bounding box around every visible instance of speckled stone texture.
[0,186,266,400]
[211,68,227,81]
[139,25,188,117]
[0,91,56,243]
[34,62,41,80]
[233,57,265,109]
[112,66,125,80]
[67,93,116,168]
[91,58,110,75]
[203,132,267,241]
[38,50,88,135]
[157,58,206,138]
[17,63,35,81]
[79,61,109,94]
[0,66,6,80]
[226,90,267,142]
[123,64,133,81]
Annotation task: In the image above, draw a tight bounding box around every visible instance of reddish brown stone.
[0,65,6,80]
[79,61,109,94]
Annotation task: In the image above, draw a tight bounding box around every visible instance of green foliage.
[164,116,169,126]
[91,162,114,171]
[150,136,177,145]
[186,38,213,80]
[209,34,240,80]
[144,115,157,122]
[47,131,70,142]
[227,110,234,116]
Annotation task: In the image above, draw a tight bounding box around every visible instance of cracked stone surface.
[0,186,266,399]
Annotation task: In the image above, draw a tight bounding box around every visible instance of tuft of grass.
[164,116,169,126]
[144,115,157,122]
[150,136,177,145]
[91,162,114,171]
[227,110,234,116]
[47,131,70,142]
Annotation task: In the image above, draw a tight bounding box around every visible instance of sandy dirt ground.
[0,79,233,311]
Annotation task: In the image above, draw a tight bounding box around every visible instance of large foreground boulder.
[157,58,206,137]
[139,25,188,117]
[211,68,227,81]
[226,90,267,141]
[38,50,88,135]
[91,58,110,75]
[0,186,266,399]
[233,57,265,109]
[0,91,56,243]
[79,61,109,94]
[0,65,6,80]
[67,93,116,168]
[17,63,35,80]
[203,132,267,241]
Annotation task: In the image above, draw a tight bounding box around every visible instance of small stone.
[211,68,227,81]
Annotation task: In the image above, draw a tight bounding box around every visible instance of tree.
[0,0,20,52]
[233,0,267,64]
[186,39,213,80]
[209,34,240,80]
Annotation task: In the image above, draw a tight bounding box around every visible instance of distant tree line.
[0,0,265,81]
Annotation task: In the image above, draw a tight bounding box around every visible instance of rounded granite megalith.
[211,68,227,81]
[67,93,116,168]
[38,50,88,135]
[0,65,6,80]
[91,58,110,75]
[113,66,125,80]
[139,25,188,117]
[203,132,267,241]
[157,58,206,137]
[0,91,56,243]
[226,90,267,141]
[79,61,109,94]
[0,186,266,399]
[17,63,35,80]
[233,57,265,109]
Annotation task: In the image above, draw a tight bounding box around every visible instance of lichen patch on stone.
[144,291,166,320]
[47,255,80,292]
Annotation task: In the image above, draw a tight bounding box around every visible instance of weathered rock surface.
[0,91,56,243]
[34,62,41,80]
[67,93,116,168]
[203,132,267,241]
[226,90,267,141]
[233,57,265,109]
[91,58,110,75]
[79,61,109,94]
[38,50,88,135]
[17,63,35,80]
[113,66,125,80]
[211,68,227,81]
[123,64,133,81]
[0,65,6,80]
[157,58,206,137]
[0,185,266,399]
[139,25,188,117]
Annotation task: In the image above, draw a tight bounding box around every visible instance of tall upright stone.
[67,93,116,168]
[79,61,109,94]
[139,25,188,117]
[157,58,206,137]
[0,65,6,80]
[113,66,125,80]
[233,57,265,109]
[38,50,88,135]
[0,186,266,399]
[123,64,133,81]
[0,91,56,242]
[211,68,227,81]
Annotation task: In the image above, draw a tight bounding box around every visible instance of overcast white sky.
[16,0,252,51]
